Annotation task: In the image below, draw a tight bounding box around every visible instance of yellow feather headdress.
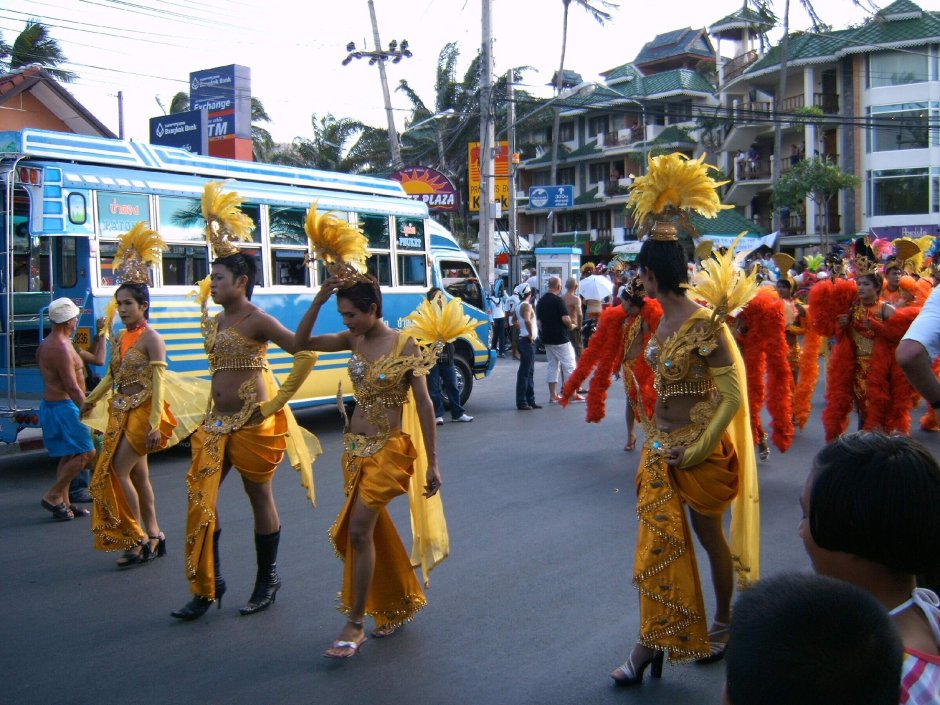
[404,293,486,369]
[304,202,371,285]
[202,180,255,257]
[627,152,732,240]
[112,221,166,285]
[686,232,759,320]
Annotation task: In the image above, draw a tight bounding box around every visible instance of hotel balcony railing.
[723,50,758,83]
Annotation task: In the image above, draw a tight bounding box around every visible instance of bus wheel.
[453,356,473,406]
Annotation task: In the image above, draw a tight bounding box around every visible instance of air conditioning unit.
[618,128,632,142]
[516,191,526,199]
[596,180,606,197]
[618,177,632,188]
[590,229,599,241]
[612,227,627,244]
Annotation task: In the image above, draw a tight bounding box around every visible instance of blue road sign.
[528,185,574,209]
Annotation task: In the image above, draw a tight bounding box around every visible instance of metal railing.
[723,50,759,83]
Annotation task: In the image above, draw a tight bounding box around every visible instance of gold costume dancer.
[82,223,206,567]
[294,205,464,659]
[171,182,319,621]
[610,154,759,687]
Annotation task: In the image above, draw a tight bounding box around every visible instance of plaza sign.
[390,167,458,212]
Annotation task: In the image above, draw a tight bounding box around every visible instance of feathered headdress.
[106,222,167,339]
[113,222,166,285]
[893,237,923,275]
[404,293,486,370]
[202,180,255,257]
[304,202,370,285]
[627,152,732,241]
[803,254,824,273]
[773,252,796,291]
[852,237,880,278]
[686,232,760,320]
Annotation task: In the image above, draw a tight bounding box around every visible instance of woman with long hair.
[82,224,197,567]
[608,154,759,686]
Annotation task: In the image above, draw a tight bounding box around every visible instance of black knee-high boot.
[171,528,226,620]
[239,528,281,616]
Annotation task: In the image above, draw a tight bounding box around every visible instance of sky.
[1,0,879,146]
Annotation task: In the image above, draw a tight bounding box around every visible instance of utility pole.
[478,0,495,292]
[507,76,520,289]
[117,91,125,140]
[342,0,412,169]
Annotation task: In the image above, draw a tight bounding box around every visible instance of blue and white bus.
[0,128,493,443]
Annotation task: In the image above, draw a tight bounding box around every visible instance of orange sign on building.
[468,141,510,212]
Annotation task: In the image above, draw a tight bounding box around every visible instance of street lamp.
[341,1,412,168]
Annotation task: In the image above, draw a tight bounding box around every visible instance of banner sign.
[389,167,459,212]
[189,65,251,140]
[694,232,779,254]
[149,110,208,154]
[870,224,940,240]
[467,141,510,212]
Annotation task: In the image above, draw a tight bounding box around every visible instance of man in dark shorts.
[37,298,96,521]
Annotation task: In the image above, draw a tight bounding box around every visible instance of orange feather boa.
[739,288,794,451]
[864,307,918,435]
[560,299,661,422]
[793,328,821,429]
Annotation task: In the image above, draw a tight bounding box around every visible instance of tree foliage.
[773,157,860,239]
[0,20,76,83]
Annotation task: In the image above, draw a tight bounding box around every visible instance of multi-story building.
[716,0,940,253]
[515,0,940,258]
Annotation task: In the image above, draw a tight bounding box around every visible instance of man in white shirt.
[487,281,508,357]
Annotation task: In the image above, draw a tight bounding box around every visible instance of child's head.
[724,572,903,705]
[800,432,940,580]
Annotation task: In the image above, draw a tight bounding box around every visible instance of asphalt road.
[3,355,939,705]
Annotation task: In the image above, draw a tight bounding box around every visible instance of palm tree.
[270,113,365,171]
[0,20,76,83]
[167,92,275,161]
[549,0,617,244]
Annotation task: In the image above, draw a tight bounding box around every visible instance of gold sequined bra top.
[110,345,152,411]
[347,332,413,417]
[203,312,267,375]
[645,308,719,402]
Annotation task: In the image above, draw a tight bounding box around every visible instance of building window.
[557,167,575,186]
[869,49,929,88]
[558,122,575,142]
[588,162,609,183]
[869,103,930,152]
[588,115,608,137]
[869,168,929,216]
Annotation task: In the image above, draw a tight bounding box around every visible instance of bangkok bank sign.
[389,167,458,212]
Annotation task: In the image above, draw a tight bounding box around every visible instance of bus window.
[269,206,307,246]
[358,214,390,249]
[242,202,262,244]
[158,196,204,241]
[96,192,151,238]
[367,257,391,286]
[395,218,425,251]
[269,206,310,287]
[397,254,427,287]
[161,245,206,286]
[57,237,78,288]
[439,259,484,310]
[271,249,309,286]
[358,213,391,286]
[67,192,87,225]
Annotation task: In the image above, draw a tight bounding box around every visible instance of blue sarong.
[40,399,94,458]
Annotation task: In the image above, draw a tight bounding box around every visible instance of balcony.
[723,50,759,83]
[814,92,839,114]
[598,178,631,198]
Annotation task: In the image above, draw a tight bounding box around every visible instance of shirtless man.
[563,277,584,361]
[37,298,96,521]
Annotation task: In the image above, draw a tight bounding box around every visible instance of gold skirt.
[90,398,176,552]
[633,431,738,661]
[184,412,287,599]
[330,431,427,629]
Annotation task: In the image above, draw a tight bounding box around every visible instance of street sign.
[528,185,574,210]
